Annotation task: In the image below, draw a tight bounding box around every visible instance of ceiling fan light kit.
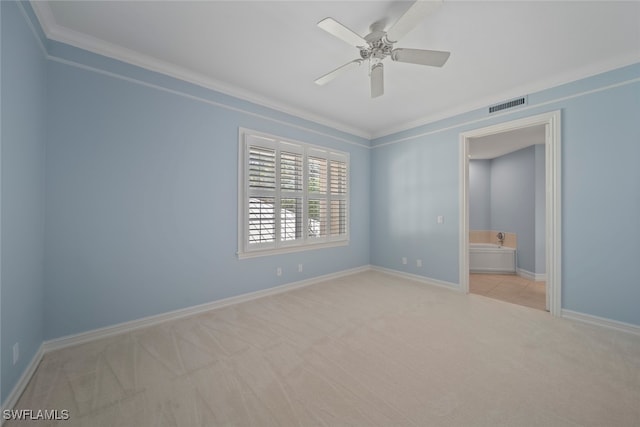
[315,0,451,98]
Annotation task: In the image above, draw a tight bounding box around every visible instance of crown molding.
[371,52,640,140]
[29,1,371,141]
[27,1,640,143]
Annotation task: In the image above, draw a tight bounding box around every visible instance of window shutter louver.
[280,151,303,191]
[330,160,347,195]
[308,199,327,238]
[240,130,349,257]
[330,159,348,237]
[248,146,276,190]
[248,197,275,243]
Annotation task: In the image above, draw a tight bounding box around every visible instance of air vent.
[489,96,527,114]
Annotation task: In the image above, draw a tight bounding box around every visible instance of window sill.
[237,240,349,259]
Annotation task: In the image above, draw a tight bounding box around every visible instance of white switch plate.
[402,257,407,265]
[298,264,303,272]
[437,215,444,224]
[276,267,282,276]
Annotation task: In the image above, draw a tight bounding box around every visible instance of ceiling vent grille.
[488,96,527,114]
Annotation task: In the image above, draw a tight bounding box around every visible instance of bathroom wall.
[534,144,546,274]
[490,146,536,273]
[469,145,545,275]
[469,160,491,230]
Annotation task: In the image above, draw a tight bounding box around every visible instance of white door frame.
[459,110,562,316]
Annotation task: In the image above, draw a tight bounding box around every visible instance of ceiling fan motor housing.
[314,0,449,98]
[360,33,394,61]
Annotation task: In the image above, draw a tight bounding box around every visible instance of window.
[239,129,349,258]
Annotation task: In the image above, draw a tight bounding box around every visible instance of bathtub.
[469,243,516,273]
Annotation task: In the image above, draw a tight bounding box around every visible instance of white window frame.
[238,128,350,259]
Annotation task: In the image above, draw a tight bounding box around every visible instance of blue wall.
[561,82,639,324]
[43,42,370,340]
[491,146,536,272]
[1,1,47,403]
[371,63,640,325]
[370,132,459,284]
[2,0,640,410]
[534,144,546,274]
[2,0,370,402]
[469,160,491,230]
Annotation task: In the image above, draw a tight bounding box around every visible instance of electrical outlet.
[417,259,422,267]
[13,342,19,366]
[276,267,282,276]
[298,264,303,273]
[402,257,407,265]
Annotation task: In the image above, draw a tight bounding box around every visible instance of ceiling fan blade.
[314,59,363,86]
[318,17,367,47]
[391,48,450,67]
[370,63,384,98]
[385,0,442,43]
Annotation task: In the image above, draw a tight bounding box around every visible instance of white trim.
[16,1,47,56]
[2,4,45,421]
[5,269,639,417]
[26,0,640,148]
[1,266,367,414]
[370,266,462,292]
[29,2,370,140]
[42,266,370,353]
[30,0,640,141]
[562,310,640,337]
[238,128,350,258]
[373,77,640,149]
[47,55,369,150]
[516,268,546,282]
[0,345,45,418]
[372,53,640,139]
[459,111,562,317]
[237,240,349,260]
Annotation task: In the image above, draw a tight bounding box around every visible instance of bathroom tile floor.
[469,273,547,311]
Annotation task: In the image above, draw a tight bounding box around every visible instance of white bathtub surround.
[469,243,516,273]
[469,230,517,248]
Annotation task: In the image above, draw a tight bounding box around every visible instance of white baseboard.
[371,266,462,292]
[8,265,638,418]
[562,309,640,336]
[43,265,371,353]
[1,344,45,425]
[2,265,369,415]
[516,268,546,282]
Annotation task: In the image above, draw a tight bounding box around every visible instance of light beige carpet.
[8,270,640,426]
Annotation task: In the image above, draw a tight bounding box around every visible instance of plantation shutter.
[329,157,348,237]
[247,137,277,246]
[240,129,349,257]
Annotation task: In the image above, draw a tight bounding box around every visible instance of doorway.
[459,111,562,316]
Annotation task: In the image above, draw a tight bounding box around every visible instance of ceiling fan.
[315,0,450,98]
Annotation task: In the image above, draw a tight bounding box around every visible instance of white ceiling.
[32,1,640,139]
[469,124,545,159]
